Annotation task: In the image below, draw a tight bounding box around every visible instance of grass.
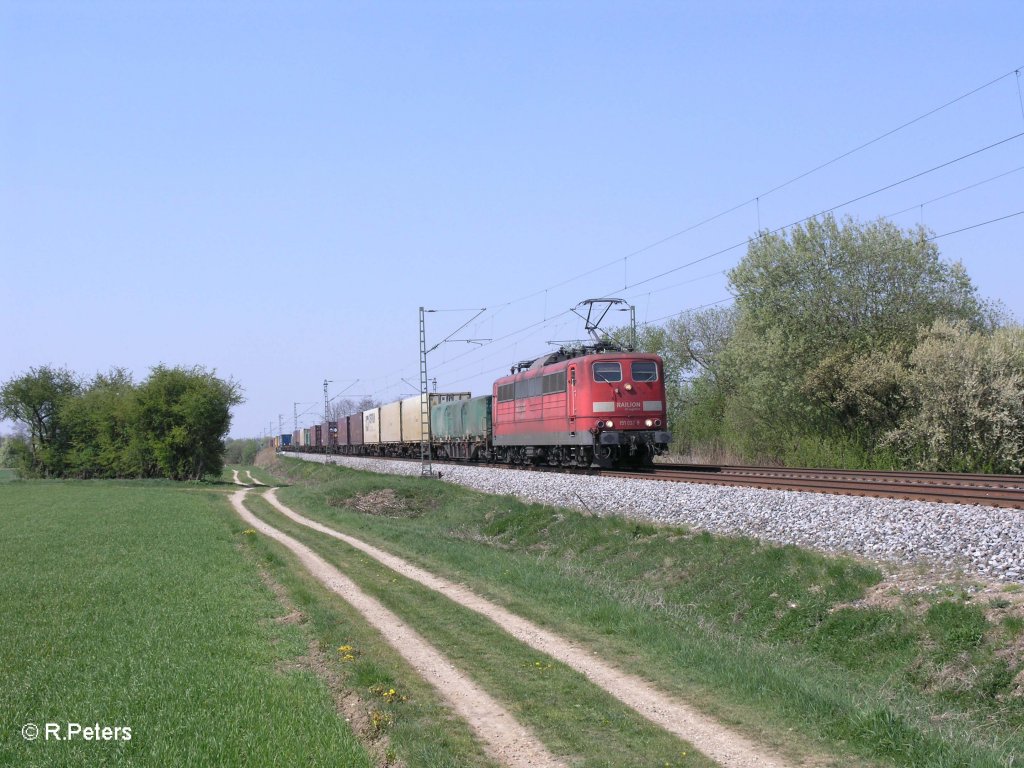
[0,468,18,481]
[0,480,371,768]
[259,455,1024,768]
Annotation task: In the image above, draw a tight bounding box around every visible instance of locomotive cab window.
[631,361,658,382]
[593,362,622,382]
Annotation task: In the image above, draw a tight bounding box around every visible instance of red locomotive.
[491,342,671,467]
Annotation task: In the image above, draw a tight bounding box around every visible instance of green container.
[461,396,492,440]
[431,395,491,441]
[450,400,464,437]
[431,400,458,440]
[430,401,446,439]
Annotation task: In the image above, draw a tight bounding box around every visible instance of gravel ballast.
[285,454,1024,582]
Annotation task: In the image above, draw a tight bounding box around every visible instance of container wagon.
[348,413,364,451]
[380,401,403,451]
[431,395,492,460]
[363,407,381,450]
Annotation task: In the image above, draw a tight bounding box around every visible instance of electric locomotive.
[491,342,671,467]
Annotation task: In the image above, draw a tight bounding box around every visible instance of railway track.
[306,451,1024,509]
[604,464,1024,509]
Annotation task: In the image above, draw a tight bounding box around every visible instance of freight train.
[277,343,671,468]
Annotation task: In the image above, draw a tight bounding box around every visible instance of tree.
[328,399,354,421]
[0,433,30,472]
[224,438,262,465]
[883,321,1024,472]
[60,369,143,478]
[1,364,243,480]
[354,396,380,413]
[0,365,82,476]
[729,215,988,362]
[662,305,736,386]
[719,214,994,462]
[135,366,243,481]
[625,309,737,456]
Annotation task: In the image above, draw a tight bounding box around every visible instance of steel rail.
[660,463,1024,490]
[605,466,1024,509]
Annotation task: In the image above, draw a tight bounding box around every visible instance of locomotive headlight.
[596,420,605,429]
[605,420,614,428]
[655,419,662,427]
[645,419,653,427]
[624,383,633,391]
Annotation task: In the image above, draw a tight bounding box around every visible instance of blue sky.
[2,1,1022,438]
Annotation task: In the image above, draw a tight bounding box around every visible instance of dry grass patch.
[327,488,429,519]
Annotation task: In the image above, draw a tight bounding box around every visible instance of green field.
[3,461,1022,768]
[0,480,371,768]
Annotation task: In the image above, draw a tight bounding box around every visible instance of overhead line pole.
[419,307,430,477]
[418,306,489,478]
[323,379,333,453]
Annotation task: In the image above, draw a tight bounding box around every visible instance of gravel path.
[230,488,566,768]
[291,454,1024,582]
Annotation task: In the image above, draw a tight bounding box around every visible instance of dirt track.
[259,487,793,768]
[230,488,566,768]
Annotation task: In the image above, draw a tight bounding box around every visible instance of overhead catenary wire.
[475,64,1024,319]
[433,143,1024,384]
[612,209,1024,337]
[929,208,1024,240]
[619,132,1024,295]
[426,308,486,354]
[359,171,1024,403]
[393,199,1024,395]
[303,199,1020,412]
[632,210,1024,329]
[436,208,1024,392]
[432,69,1024,383]
[885,165,1024,218]
[285,65,1024,413]
[1016,69,1024,125]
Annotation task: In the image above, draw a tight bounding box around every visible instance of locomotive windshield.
[593,361,622,382]
[631,361,658,381]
